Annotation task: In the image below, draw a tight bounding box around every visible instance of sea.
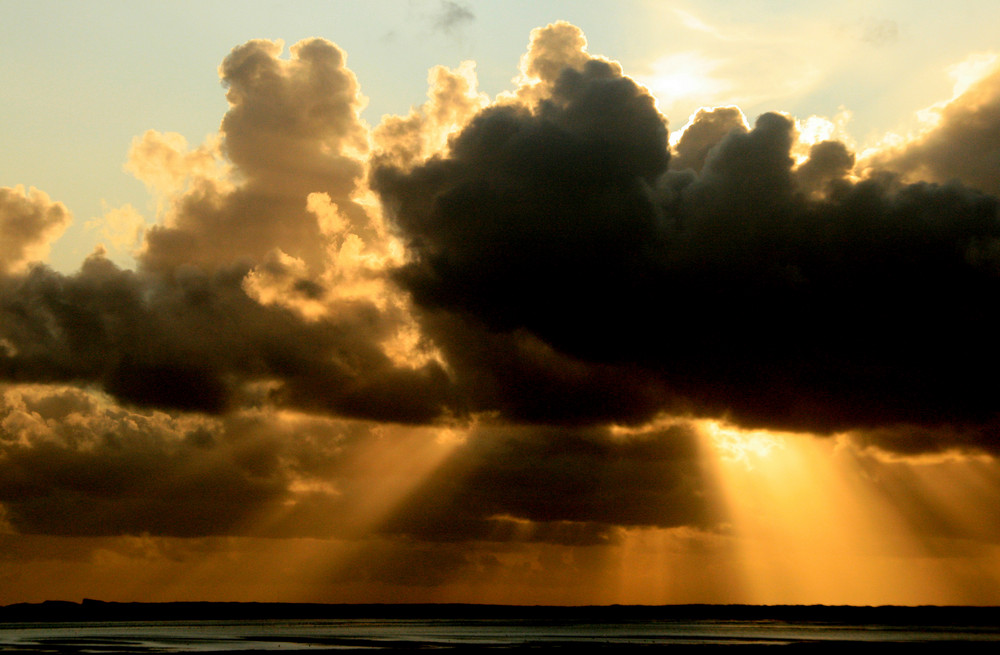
[1,605,998,652]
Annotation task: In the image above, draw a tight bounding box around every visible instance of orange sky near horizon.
[3,417,999,606]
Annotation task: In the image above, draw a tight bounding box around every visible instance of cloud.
[85,203,146,255]
[374,27,1000,452]
[1,38,452,426]
[509,21,596,106]
[431,1,474,35]
[0,384,271,537]
[669,105,748,173]
[373,60,489,169]
[0,251,451,422]
[138,38,372,274]
[838,18,899,48]
[0,186,71,274]
[381,421,712,545]
[5,23,993,457]
[124,130,223,200]
[0,383,455,538]
[864,58,1000,198]
[3,21,1000,560]
[860,19,899,47]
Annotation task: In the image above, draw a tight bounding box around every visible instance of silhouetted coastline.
[2,599,998,625]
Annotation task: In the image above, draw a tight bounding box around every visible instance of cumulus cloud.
[375,24,1000,453]
[0,251,450,421]
[85,203,146,255]
[125,130,224,200]
[139,38,372,274]
[509,21,595,105]
[866,58,1000,197]
[1,39,450,427]
[669,105,748,173]
[373,60,489,169]
[0,186,71,274]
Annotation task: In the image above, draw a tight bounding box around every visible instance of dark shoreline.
[1,600,997,626]
[2,603,999,653]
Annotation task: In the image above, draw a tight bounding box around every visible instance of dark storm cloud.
[0,252,449,422]
[0,384,429,538]
[794,139,856,197]
[410,311,681,426]
[381,421,711,545]
[669,106,748,174]
[0,385,275,536]
[373,55,669,359]
[375,28,1000,452]
[849,422,1000,458]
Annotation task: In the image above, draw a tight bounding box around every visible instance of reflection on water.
[2,618,1000,652]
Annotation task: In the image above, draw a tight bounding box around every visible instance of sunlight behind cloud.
[703,421,785,470]
[948,53,999,99]
[636,52,730,116]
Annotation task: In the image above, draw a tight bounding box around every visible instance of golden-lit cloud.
[373,60,490,169]
[84,203,146,258]
[0,186,71,275]
[125,131,226,202]
[137,38,373,274]
[863,54,1000,196]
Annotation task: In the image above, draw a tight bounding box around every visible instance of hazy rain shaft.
[3,19,1000,605]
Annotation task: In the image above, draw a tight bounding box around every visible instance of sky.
[2,0,1000,606]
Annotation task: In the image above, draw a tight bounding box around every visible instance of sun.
[636,52,729,115]
[702,420,785,470]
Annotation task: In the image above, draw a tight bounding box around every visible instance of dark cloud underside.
[375,40,1000,444]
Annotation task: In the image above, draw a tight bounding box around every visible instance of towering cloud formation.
[2,21,1000,556]
[1,38,451,426]
[139,38,372,273]
[376,23,1000,450]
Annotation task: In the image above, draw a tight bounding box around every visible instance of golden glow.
[792,110,855,166]
[703,420,786,469]
[698,421,1000,605]
[948,53,998,103]
[110,415,465,604]
[638,52,729,113]
[609,525,744,605]
[4,397,1000,605]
